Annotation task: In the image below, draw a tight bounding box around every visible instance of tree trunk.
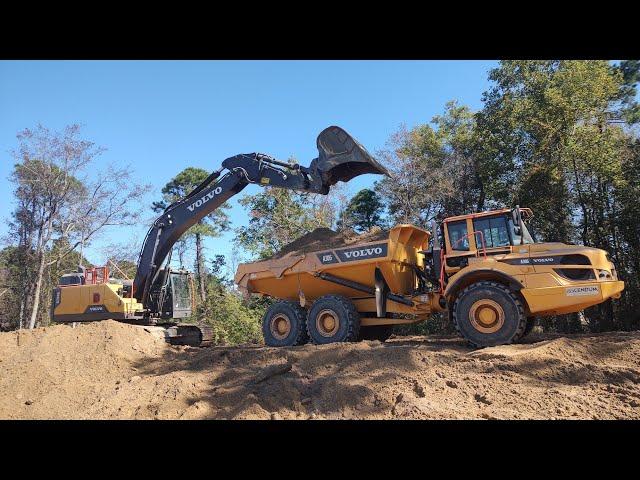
[18,281,30,330]
[18,298,25,330]
[194,233,206,303]
[28,252,46,329]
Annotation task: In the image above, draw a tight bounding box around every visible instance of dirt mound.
[272,227,389,259]
[2,322,640,419]
[0,321,167,420]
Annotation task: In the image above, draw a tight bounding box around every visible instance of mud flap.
[375,267,390,318]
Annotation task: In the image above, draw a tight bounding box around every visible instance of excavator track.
[165,323,214,347]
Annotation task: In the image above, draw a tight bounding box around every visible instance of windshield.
[473,216,511,249]
[170,273,192,310]
[509,217,534,245]
[448,220,469,251]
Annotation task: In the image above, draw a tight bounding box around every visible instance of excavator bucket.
[312,126,390,188]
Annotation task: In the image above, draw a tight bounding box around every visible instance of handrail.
[439,230,488,294]
[450,230,487,259]
[85,266,109,285]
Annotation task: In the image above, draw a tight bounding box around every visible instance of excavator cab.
[168,271,193,319]
[148,268,193,320]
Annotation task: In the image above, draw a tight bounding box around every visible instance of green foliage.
[376,101,487,228]
[476,60,624,243]
[0,246,30,330]
[337,188,386,233]
[184,254,267,346]
[614,60,640,124]
[209,254,230,286]
[378,60,640,334]
[613,138,640,330]
[153,166,231,239]
[235,185,335,259]
[394,313,455,336]
[196,276,264,345]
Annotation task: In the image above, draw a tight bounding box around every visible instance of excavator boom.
[49,125,387,347]
[133,126,388,311]
[52,126,388,346]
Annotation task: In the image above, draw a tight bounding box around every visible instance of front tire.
[262,301,308,347]
[452,281,526,348]
[519,316,537,339]
[307,295,360,345]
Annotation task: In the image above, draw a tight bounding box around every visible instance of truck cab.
[442,207,534,273]
[437,206,624,346]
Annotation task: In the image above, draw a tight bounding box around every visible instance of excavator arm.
[133,126,389,312]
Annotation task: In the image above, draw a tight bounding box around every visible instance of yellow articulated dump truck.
[235,206,624,348]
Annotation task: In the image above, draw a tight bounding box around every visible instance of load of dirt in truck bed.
[272,227,389,259]
[2,320,640,419]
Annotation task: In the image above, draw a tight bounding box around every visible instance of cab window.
[58,274,84,286]
[447,221,469,251]
[473,216,510,249]
[170,273,191,310]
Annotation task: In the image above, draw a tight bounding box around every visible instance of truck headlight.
[598,269,612,280]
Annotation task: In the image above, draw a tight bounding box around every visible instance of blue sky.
[0,60,497,275]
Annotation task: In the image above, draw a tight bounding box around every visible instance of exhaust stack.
[431,220,443,292]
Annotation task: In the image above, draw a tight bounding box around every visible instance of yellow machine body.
[440,209,624,316]
[235,225,438,325]
[52,282,143,323]
[236,209,624,328]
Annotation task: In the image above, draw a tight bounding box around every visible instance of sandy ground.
[1,320,639,419]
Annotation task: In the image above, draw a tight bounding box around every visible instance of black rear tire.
[262,301,308,347]
[359,325,394,342]
[307,295,360,345]
[452,281,526,348]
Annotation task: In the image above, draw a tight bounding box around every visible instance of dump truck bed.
[235,225,434,317]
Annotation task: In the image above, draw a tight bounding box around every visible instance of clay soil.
[1,320,639,419]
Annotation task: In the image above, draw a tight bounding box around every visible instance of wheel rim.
[270,313,291,340]
[469,299,505,334]
[316,309,340,337]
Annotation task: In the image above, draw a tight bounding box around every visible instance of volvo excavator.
[50,126,389,346]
